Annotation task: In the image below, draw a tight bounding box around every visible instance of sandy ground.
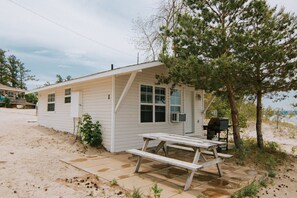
[242,121,297,197]
[243,121,297,155]
[257,162,297,198]
[0,108,126,198]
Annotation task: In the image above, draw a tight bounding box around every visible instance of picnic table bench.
[127,133,232,191]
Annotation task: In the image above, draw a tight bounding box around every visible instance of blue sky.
[0,0,296,110]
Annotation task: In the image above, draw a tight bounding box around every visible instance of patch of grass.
[233,178,269,197]
[177,189,183,194]
[131,187,142,198]
[197,194,208,198]
[291,146,297,154]
[229,138,288,173]
[232,180,261,198]
[258,177,269,188]
[110,178,118,186]
[151,183,163,198]
[288,130,296,139]
[266,141,281,152]
[268,170,276,178]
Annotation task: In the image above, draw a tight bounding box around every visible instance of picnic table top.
[139,133,226,149]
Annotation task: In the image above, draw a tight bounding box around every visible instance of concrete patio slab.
[61,151,265,197]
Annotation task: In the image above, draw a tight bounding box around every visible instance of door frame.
[183,88,195,135]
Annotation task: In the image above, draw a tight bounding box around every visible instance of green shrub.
[78,113,102,147]
[4,97,10,108]
[265,141,280,152]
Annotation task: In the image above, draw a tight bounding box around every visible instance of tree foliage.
[230,1,297,148]
[56,74,72,83]
[206,96,257,129]
[0,49,36,89]
[159,0,261,148]
[25,93,38,104]
[158,0,296,149]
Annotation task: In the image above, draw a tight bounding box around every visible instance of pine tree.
[159,0,259,149]
[7,55,20,87]
[18,62,36,90]
[233,0,297,148]
[0,49,9,85]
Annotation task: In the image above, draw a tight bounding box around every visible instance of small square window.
[64,97,71,103]
[48,94,55,102]
[65,88,71,104]
[47,93,55,111]
[47,103,55,111]
[141,85,153,103]
[65,88,71,95]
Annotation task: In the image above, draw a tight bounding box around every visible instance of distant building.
[0,83,34,108]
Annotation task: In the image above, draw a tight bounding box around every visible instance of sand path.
[0,108,123,198]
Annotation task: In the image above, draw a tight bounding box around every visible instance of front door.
[184,90,194,134]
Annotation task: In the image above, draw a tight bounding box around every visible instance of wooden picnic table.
[127,133,231,191]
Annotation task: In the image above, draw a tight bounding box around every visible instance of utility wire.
[7,0,135,58]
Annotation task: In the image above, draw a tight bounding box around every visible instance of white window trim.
[47,93,55,112]
[139,84,167,124]
[64,88,71,104]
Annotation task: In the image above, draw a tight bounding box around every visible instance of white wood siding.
[114,66,204,152]
[38,77,112,151]
[36,64,204,152]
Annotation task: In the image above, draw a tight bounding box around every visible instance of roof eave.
[26,61,163,94]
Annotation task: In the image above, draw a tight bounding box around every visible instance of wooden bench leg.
[163,143,169,157]
[135,138,150,173]
[154,141,166,154]
[199,149,207,162]
[212,148,222,176]
[184,149,200,191]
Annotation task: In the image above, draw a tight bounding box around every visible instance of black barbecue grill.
[203,117,230,150]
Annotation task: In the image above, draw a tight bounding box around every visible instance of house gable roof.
[0,84,25,93]
[26,61,163,94]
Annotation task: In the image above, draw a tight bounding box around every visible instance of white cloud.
[57,64,71,69]
[33,50,50,54]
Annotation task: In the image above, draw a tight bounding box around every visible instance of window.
[64,88,71,103]
[170,89,181,113]
[8,91,14,97]
[155,87,166,122]
[140,85,153,122]
[140,85,166,123]
[47,93,55,111]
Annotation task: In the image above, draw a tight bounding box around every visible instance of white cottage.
[28,61,205,152]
